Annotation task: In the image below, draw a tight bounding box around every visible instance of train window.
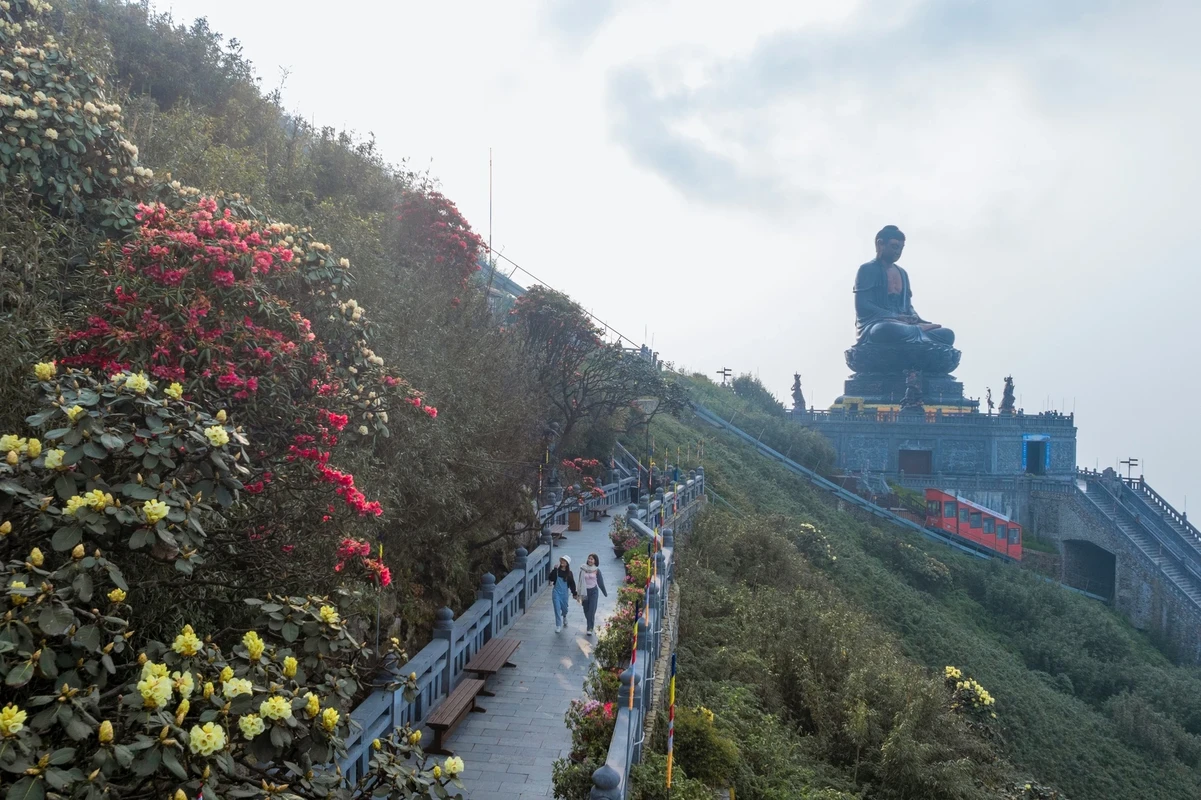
[970,512,982,528]
[944,501,956,518]
[927,501,941,517]
[983,518,994,534]
[1009,528,1019,544]
[960,508,969,523]
[997,526,1006,539]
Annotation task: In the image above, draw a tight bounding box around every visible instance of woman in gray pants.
[577,553,608,635]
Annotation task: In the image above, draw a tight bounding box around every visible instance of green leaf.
[82,442,106,459]
[6,776,44,800]
[112,745,134,769]
[65,716,92,741]
[127,529,152,550]
[99,433,125,452]
[130,748,160,776]
[73,625,101,652]
[72,573,93,603]
[46,749,75,766]
[38,647,58,680]
[161,748,187,780]
[24,410,54,427]
[282,621,299,643]
[5,662,33,687]
[51,526,82,551]
[55,475,76,501]
[120,484,158,500]
[38,605,75,636]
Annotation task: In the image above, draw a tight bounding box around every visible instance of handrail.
[589,489,706,799]
[1125,477,1201,548]
[795,409,1075,427]
[341,471,644,782]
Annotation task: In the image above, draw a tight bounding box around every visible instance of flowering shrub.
[608,515,639,556]
[393,187,484,287]
[0,364,467,798]
[564,699,615,762]
[671,706,739,787]
[336,537,392,587]
[944,665,997,724]
[794,520,837,567]
[0,0,151,222]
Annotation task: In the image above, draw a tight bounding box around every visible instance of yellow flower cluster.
[944,665,963,681]
[28,547,44,567]
[223,678,252,700]
[8,581,27,605]
[123,372,151,394]
[282,655,298,678]
[303,692,320,718]
[98,720,113,743]
[260,695,292,721]
[204,425,230,447]
[243,630,265,661]
[143,499,168,524]
[0,704,26,737]
[107,587,126,604]
[137,673,173,709]
[43,448,64,469]
[239,714,265,739]
[188,722,226,756]
[320,706,339,732]
[318,605,340,625]
[65,489,114,515]
[443,755,465,776]
[172,624,203,657]
[33,361,56,381]
[65,405,86,422]
[173,671,195,698]
[164,382,183,400]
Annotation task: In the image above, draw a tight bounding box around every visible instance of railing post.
[590,765,622,800]
[514,547,529,610]
[478,572,497,637]
[655,488,665,526]
[627,502,640,522]
[432,606,455,694]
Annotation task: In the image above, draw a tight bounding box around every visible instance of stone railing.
[588,474,707,800]
[339,469,644,782]
[794,408,1076,427]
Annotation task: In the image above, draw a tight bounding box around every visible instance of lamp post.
[633,397,660,505]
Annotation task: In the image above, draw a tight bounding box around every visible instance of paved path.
[440,515,623,799]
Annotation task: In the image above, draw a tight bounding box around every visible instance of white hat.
[560,555,572,567]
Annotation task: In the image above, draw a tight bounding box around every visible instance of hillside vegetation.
[640,374,1201,799]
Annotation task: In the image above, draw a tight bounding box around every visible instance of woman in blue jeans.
[548,555,577,633]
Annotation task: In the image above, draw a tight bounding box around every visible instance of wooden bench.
[463,637,520,696]
[425,678,486,755]
[587,506,606,522]
[549,523,568,542]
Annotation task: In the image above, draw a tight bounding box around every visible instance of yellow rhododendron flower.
[203,682,214,700]
[71,544,85,560]
[242,630,264,661]
[260,695,292,721]
[25,439,41,459]
[444,755,465,776]
[239,714,265,739]
[64,495,87,515]
[141,661,169,680]
[204,425,229,447]
[173,671,195,698]
[164,382,183,400]
[137,674,173,709]
[222,678,253,699]
[28,548,43,567]
[124,372,151,394]
[107,587,126,604]
[0,434,25,453]
[220,666,234,682]
[188,722,226,756]
[0,704,26,737]
[142,499,168,524]
[8,583,28,605]
[433,765,441,779]
[175,698,190,721]
[65,405,86,422]
[409,730,422,745]
[98,720,113,743]
[42,448,64,469]
[282,656,298,678]
[318,605,340,625]
[372,738,381,750]
[303,692,319,718]
[33,361,56,381]
[82,489,113,511]
[215,409,226,422]
[320,706,339,732]
[172,625,203,657]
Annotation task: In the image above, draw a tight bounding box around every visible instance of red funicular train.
[923,488,1022,560]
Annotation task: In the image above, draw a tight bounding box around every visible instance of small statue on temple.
[986,387,994,415]
[791,373,807,413]
[999,376,1016,415]
[900,369,924,413]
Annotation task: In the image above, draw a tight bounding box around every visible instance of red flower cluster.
[335,538,392,587]
[395,188,485,284]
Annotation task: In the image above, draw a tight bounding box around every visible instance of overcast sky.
[163,0,1201,508]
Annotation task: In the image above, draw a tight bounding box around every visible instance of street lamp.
[633,397,660,504]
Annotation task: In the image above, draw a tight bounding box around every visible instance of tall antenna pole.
[485,147,496,296]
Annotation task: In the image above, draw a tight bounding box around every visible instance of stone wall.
[1030,491,1201,663]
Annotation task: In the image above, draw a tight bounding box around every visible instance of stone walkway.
[438,515,622,799]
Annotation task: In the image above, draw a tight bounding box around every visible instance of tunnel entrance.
[1062,539,1116,601]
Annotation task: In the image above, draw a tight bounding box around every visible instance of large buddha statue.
[846,225,961,375]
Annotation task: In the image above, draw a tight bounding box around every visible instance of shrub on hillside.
[672,706,739,786]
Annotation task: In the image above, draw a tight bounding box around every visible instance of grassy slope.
[643,375,1201,800]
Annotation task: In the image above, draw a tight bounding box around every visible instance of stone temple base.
[838,372,975,409]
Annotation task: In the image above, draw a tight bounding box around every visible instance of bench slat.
[427,679,485,727]
[465,638,520,675]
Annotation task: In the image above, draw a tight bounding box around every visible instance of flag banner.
[666,652,677,787]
